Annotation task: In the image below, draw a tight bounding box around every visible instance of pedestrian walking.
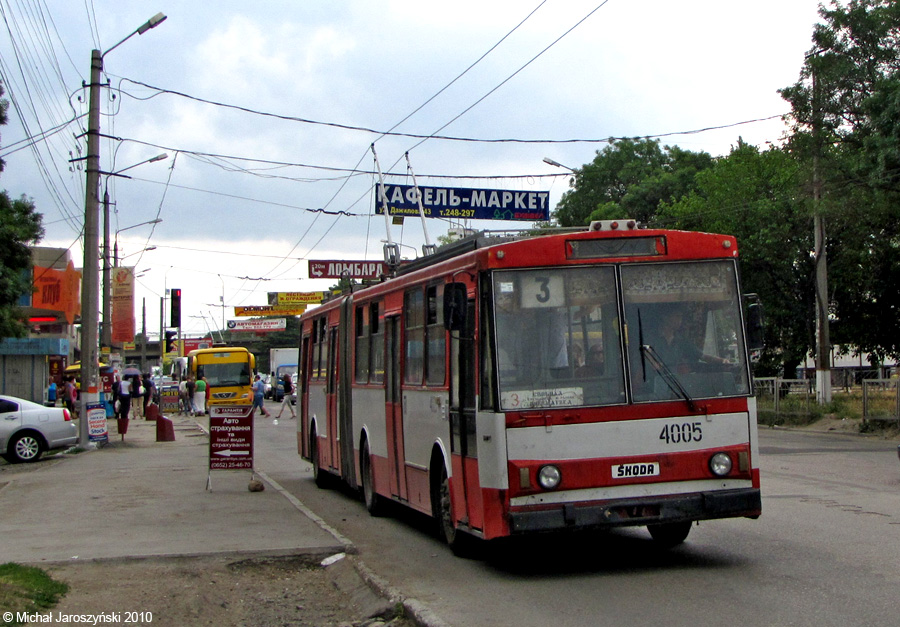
[194,376,207,415]
[142,373,154,415]
[46,377,57,407]
[185,375,197,415]
[276,373,296,419]
[131,375,143,418]
[252,374,271,417]
[111,375,121,419]
[118,375,132,420]
[64,376,76,416]
[178,377,188,415]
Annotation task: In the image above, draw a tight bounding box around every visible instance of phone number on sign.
[6,611,153,623]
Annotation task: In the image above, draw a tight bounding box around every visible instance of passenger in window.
[577,344,605,377]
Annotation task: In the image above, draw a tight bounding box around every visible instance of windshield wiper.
[639,342,697,413]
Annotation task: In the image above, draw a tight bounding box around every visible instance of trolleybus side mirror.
[444,282,468,332]
[745,297,764,356]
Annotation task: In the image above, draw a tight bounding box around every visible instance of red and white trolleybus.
[297,221,763,553]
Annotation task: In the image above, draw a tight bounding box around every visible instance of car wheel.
[9,432,44,463]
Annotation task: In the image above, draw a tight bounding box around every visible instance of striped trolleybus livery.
[297,221,763,553]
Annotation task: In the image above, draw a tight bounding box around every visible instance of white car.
[0,395,77,463]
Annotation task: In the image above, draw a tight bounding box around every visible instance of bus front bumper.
[508,488,761,534]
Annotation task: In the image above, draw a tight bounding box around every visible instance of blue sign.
[376,184,550,221]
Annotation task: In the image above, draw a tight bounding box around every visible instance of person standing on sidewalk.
[276,373,296,419]
[185,375,196,415]
[46,377,57,407]
[118,375,131,420]
[252,374,271,418]
[194,375,207,415]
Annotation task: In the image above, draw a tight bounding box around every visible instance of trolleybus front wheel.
[647,521,692,547]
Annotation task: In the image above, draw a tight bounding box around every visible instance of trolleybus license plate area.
[612,462,660,479]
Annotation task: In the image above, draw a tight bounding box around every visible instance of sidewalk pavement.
[0,412,351,565]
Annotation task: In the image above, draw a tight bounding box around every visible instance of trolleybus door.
[385,316,408,500]
[326,327,340,474]
[449,300,483,531]
[300,335,311,459]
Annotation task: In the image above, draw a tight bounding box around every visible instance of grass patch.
[0,563,68,625]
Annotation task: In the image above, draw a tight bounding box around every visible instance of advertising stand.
[207,404,254,490]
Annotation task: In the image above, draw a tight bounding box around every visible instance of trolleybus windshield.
[622,260,750,403]
[492,259,751,411]
[493,266,625,410]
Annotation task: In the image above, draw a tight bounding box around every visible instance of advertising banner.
[31,260,81,323]
[376,184,550,221]
[209,405,253,471]
[227,318,287,332]
[267,291,324,305]
[87,401,108,443]
[233,305,306,317]
[111,267,135,343]
[308,260,386,280]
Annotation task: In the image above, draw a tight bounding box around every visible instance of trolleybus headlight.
[709,452,733,476]
[537,465,561,490]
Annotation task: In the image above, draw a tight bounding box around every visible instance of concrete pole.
[78,49,102,448]
[101,187,111,349]
[812,63,832,404]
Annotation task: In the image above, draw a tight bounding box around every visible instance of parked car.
[0,394,77,463]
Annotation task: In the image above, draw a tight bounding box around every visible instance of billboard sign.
[308,260,386,280]
[227,318,287,332]
[376,184,550,221]
[267,291,324,305]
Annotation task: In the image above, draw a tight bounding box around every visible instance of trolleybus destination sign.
[376,184,550,221]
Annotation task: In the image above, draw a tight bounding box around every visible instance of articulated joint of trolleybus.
[507,488,762,534]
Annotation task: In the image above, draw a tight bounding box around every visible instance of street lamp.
[79,12,167,449]
[113,219,162,267]
[101,154,167,348]
[543,157,576,172]
[119,246,157,260]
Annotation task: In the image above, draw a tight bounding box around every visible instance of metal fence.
[754,377,815,425]
[861,379,900,427]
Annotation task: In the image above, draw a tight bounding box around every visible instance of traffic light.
[165,330,177,353]
[170,288,181,327]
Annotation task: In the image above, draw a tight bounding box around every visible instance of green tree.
[658,142,808,377]
[779,0,900,363]
[0,80,44,339]
[553,138,713,227]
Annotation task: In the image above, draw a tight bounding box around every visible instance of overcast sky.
[0,0,823,338]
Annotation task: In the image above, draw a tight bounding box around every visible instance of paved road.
[254,417,900,627]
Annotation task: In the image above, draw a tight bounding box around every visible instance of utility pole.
[811,59,832,404]
[77,49,103,448]
[76,12,167,448]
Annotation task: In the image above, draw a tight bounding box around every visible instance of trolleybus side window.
[355,305,369,383]
[370,301,385,384]
[312,317,328,381]
[404,289,425,384]
[426,284,446,385]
